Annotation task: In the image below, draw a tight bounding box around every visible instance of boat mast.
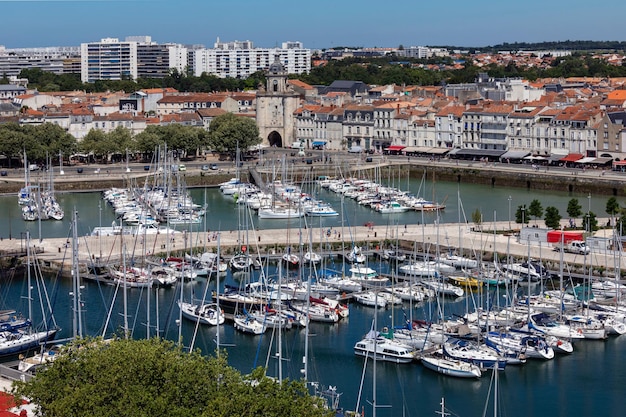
[216,232,222,357]
[71,209,83,338]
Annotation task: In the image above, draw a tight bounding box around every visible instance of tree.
[605,196,620,227]
[12,337,331,417]
[544,206,562,229]
[515,204,529,224]
[80,129,112,163]
[582,211,599,232]
[528,199,543,224]
[471,208,483,231]
[566,198,582,224]
[208,113,261,158]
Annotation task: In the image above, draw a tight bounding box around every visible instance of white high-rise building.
[192,39,310,78]
[81,38,138,83]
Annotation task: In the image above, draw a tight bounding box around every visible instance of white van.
[348,146,362,153]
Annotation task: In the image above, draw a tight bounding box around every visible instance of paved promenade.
[0,220,622,278]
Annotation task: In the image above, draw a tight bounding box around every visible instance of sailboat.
[178,274,225,328]
[0,232,59,356]
[421,350,482,378]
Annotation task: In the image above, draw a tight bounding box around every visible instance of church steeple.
[266,54,287,93]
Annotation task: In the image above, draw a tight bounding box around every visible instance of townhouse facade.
[342,105,374,150]
[156,93,240,116]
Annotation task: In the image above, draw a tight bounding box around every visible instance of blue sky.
[1,0,625,49]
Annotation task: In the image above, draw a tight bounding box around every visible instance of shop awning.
[427,147,451,155]
[312,141,326,146]
[576,157,597,164]
[613,160,626,166]
[453,149,507,158]
[560,153,584,162]
[386,145,406,151]
[500,150,530,160]
[593,157,613,165]
[403,146,431,153]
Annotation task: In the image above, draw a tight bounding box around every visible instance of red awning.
[560,153,584,162]
[386,145,406,151]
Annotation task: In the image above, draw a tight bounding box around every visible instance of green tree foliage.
[79,129,116,163]
[12,337,331,417]
[566,198,583,220]
[515,204,529,224]
[605,197,620,226]
[544,206,562,229]
[208,113,260,157]
[528,199,543,224]
[33,123,78,159]
[582,211,599,232]
[107,126,135,155]
[0,122,77,166]
[134,129,166,160]
[471,208,482,231]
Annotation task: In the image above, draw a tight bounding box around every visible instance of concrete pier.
[1,220,623,280]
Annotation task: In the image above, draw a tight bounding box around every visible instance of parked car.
[178,164,186,171]
[209,164,219,170]
[201,165,210,171]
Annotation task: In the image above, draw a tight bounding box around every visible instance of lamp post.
[587,193,591,233]
[508,195,512,231]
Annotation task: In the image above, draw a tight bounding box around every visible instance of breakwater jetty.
[1,220,622,281]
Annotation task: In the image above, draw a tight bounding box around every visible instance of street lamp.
[587,193,591,233]
[521,206,525,227]
[508,195,512,231]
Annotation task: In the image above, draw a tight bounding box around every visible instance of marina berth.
[6,158,626,416]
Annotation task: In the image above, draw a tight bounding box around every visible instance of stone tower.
[256,55,300,147]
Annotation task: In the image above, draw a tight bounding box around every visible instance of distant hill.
[432,40,626,53]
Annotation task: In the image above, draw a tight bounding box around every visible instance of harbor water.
[0,180,624,417]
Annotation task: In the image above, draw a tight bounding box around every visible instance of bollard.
[374,232,377,237]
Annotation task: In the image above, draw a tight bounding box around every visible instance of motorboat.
[353,291,388,308]
[420,279,464,298]
[305,204,339,217]
[318,270,362,293]
[349,266,389,288]
[257,206,304,219]
[353,331,416,364]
